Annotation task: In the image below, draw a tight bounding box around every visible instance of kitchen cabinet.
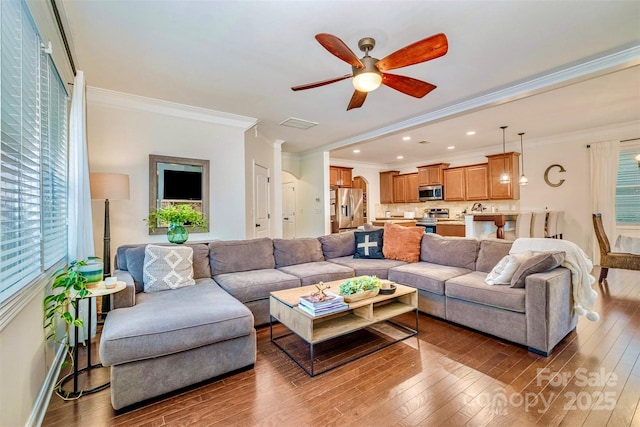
[330,166,353,187]
[443,167,465,201]
[417,163,450,186]
[379,171,399,204]
[393,173,419,203]
[487,152,520,200]
[465,163,489,200]
[436,223,466,237]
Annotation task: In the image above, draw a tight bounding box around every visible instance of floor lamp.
[90,173,130,313]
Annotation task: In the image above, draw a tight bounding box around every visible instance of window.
[615,142,640,225]
[0,0,69,305]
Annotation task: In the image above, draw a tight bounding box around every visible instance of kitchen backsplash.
[375,200,521,219]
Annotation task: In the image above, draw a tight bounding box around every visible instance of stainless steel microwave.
[419,185,443,201]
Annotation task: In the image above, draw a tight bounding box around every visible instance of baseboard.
[26,342,67,427]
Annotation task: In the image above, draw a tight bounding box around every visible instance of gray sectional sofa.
[101,231,577,410]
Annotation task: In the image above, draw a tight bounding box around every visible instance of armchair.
[592,213,640,283]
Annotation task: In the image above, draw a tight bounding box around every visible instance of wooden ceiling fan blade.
[347,90,367,110]
[381,73,437,98]
[315,33,364,68]
[291,74,352,91]
[376,33,448,72]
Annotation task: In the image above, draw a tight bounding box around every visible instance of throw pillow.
[382,222,424,263]
[125,246,147,293]
[143,245,196,293]
[354,229,384,259]
[510,251,566,288]
[485,251,533,285]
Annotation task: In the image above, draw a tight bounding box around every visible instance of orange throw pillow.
[382,222,424,263]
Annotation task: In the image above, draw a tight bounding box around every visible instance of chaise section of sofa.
[102,244,256,410]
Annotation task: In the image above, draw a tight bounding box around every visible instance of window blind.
[616,142,640,224]
[0,0,69,304]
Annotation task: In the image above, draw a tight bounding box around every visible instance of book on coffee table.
[298,291,348,316]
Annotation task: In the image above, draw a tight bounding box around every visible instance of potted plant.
[338,276,382,302]
[43,257,99,399]
[145,204,207,243]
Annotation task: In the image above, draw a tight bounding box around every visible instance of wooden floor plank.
[41,268,640,427]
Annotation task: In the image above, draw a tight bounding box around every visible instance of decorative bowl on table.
[378,284,397,295]
[338,276,382,303]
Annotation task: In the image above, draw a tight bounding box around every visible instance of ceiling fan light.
[353,72,382,92]
[519,174,529,186]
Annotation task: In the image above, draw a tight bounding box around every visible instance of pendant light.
[518,132,529,185]
[499,126,510,184]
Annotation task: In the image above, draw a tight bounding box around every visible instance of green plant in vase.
[43,257,99,399]
[145,204,206,244]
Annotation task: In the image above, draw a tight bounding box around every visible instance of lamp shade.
[90,173,130,200]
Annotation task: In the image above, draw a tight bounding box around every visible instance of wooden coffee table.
[269,279,418,376]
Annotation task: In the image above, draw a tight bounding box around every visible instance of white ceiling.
[59,0,640,164]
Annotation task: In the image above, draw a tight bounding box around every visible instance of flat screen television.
[163,170,202,200]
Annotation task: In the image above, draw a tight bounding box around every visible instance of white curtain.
[68,71,96,345]
[590,140,619,263]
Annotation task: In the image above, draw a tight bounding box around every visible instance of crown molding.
[312,45,640,155]
[86,86,258,129]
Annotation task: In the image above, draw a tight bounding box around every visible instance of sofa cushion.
[485,251,534,285]
[382,222,424,263]
[273,238,324,268]
[389,262,471,295]
[420,233,479,270]
[209,238,275,275]
[143,245,196,292]
[100,279,254,366]
[445,271,526,313]
[213,269,300,303]
[125,246,146,293]
[278,261,355,286]
[318,232,356,259]
[354,229,384,259]
[510,251,566,288]
[475,239,514,273]
[328,256,406,279]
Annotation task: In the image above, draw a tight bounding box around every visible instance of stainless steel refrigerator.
[334,188,364,231]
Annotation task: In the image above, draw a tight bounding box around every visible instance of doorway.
[254,163,270,238]
[282,171,297,239]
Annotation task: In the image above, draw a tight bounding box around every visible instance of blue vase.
[167,222,189,244]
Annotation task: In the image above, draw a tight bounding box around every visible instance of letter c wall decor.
[544,164,566,187]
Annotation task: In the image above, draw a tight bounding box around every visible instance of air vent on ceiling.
[417,140,431,144]
[279,117,318,130]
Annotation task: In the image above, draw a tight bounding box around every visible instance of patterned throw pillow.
[143,245,196,293]
[354,229,384,259]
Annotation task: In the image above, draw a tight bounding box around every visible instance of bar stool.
[531,211,547,238]
[546,211,559,238]
[505,212,533,240]
[557,211,564,239]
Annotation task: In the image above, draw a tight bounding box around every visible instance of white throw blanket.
[510,238,599,321]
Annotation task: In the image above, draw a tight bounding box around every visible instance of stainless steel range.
[416,208,449,233]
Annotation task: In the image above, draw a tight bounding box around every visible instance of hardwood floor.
[42,267,640,426]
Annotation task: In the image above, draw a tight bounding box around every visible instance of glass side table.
[58,282,126,398]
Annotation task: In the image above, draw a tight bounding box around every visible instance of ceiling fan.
[291,33,448,110]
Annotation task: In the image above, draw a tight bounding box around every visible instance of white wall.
[86,88,255,264]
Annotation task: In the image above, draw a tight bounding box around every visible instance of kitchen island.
[465,213,518,239]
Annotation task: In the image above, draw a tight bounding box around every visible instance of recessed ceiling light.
[353,149,360,153]
[402,136,411,141]
[466,131,476,136]
[397,155,404,160]
[447,146,455,150]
